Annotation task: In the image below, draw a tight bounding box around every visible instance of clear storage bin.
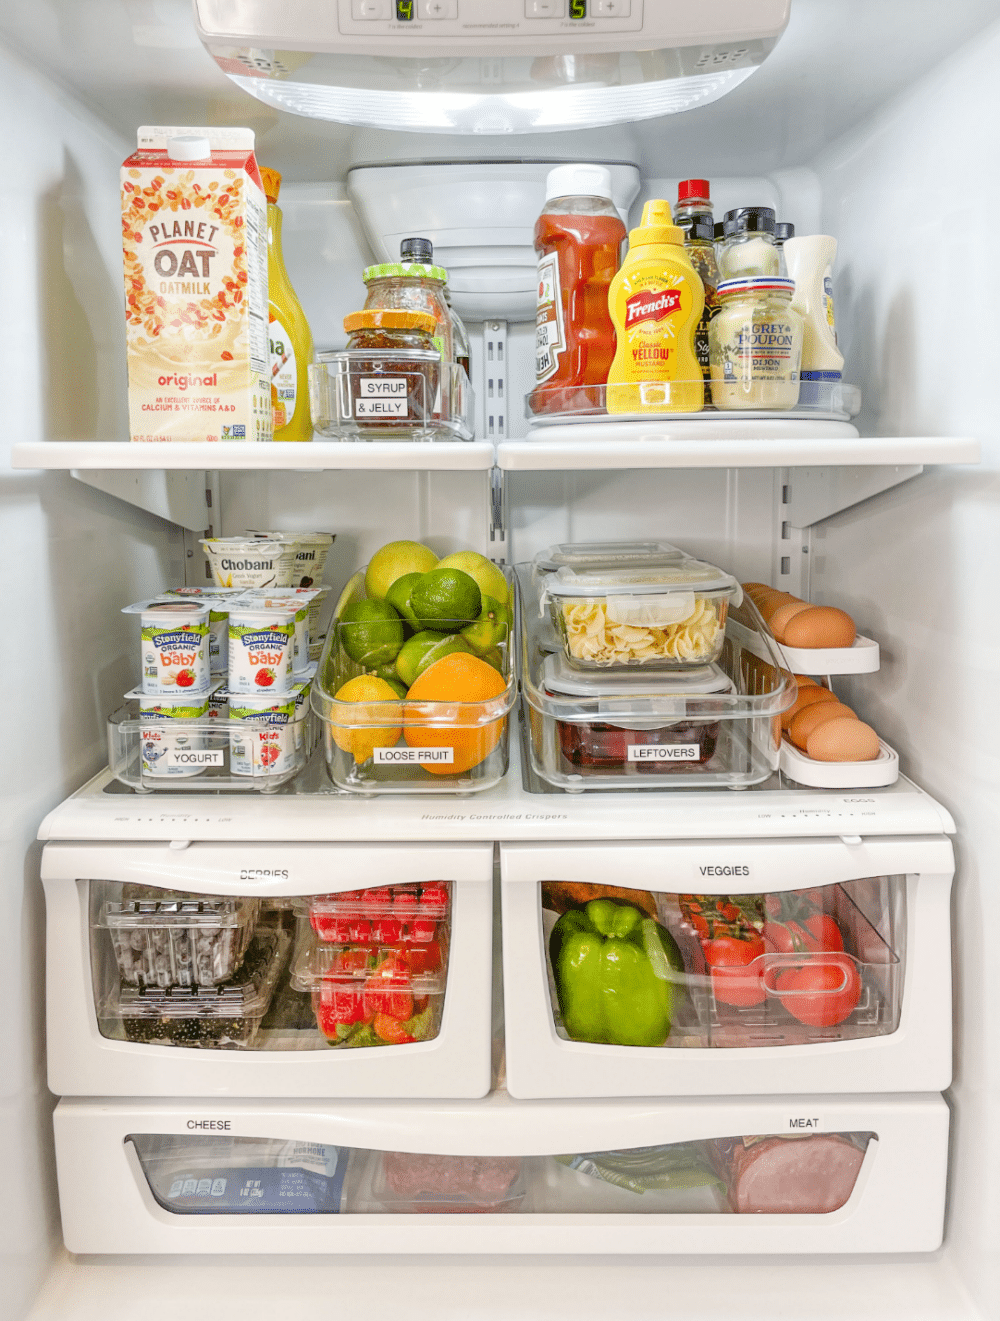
[309,353,474,441]
[519,565,794,791]
[533,543,740,671]
[95,883,261,989]
[524,380,861,423]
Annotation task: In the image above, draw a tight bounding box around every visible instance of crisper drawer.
[42,841,493,1099]
[501,837,953,1099]
[53,1093,948,1255]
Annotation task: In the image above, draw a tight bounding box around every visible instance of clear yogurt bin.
[518,565,794,791]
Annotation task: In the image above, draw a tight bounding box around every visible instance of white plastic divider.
[500,836,953,1100]
[42,841,494,1100]
[780,737,900,789]
[779,634,881,675]
[53,1092,949,1256]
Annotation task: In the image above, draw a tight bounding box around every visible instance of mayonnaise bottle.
[784,235,844,403]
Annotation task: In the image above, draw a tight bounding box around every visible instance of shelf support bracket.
[70,468,212,532]
[786,464,924,528]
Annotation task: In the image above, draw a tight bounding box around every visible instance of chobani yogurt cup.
[227,604,297,694]
[123,600,211,695]
[226,686,304,778]
[248,531,334,588]
[200,537,298,589]
[126,685,213,779]
[159,587,242,674]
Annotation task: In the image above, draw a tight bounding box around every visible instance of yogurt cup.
[249,531,334,587]
[207,687,229,720]
[240,588,320,676]
[126,685,213,779]
[226,687,303,778]
[227,604,297,694]
[159,587,243,674]
[200,537,298,589]
[124,600,211,695]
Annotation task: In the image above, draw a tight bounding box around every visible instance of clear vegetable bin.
[518,564,793,791]
[309,352,474,441]
[500,837,954,1099]
[313,567,517,794]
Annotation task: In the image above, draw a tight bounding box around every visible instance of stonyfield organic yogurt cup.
[159,587,243,674]
[200,537,298,589]
[126,685,214,779]
[240,588,320,676]
[227,604,297,695]
[123,600,211,695]
[226,686,303,778]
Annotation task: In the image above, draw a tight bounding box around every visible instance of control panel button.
[525,0,567,17]
[418,0,459,15]
[592,0,631,14]
[352,0,391,18]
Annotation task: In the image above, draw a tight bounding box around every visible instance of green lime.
[365,541,438,600]
[480,646,504,674]
[435,551,509,606]
[385,572,423,630]
[459,595,512,655]
[381,676,409,698]
[395,630,473,688]
[340,600,405,667]
[408,568,482,634]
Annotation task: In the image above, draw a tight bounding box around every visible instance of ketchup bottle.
[530,164,626,416]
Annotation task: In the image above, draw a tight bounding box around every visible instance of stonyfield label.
[373,746,455,765]
[627,743,699,762]
[626,288,682,326]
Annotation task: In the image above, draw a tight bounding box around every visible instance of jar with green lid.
[709,276,803,411]
[363,237,454,365]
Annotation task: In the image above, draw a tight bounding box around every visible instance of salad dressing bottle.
[260,168,314,441]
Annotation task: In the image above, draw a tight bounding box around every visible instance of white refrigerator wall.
[0,41,184,1320]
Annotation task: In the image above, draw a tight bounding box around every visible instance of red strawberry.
[419,883,449,912]
[314,985,365,1035]
[255,667,276,688]
[372,916,402,944]
[373,1013,415,1045]
[405,940,442,976]
[363,954,414,1021]
[175,669,196,688]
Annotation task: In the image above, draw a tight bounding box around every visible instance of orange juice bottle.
[606,200,705,414]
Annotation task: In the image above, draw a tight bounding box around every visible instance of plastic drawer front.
[43,841,493,1099]
[53,1094,948,1255]
[500,837,953,1098]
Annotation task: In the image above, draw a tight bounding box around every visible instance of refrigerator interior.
[3,1,998,1317]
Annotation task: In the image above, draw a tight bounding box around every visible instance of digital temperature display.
[569,0,588,16]
[395,0,414,20]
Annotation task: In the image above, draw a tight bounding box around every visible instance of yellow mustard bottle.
[260,167,314,441]
[606,199,705,413]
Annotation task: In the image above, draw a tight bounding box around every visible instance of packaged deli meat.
[372,1152,525,1213]
[710,1133,871,1214]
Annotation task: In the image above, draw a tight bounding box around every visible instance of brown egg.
[794,674,819,687]
[780,683,838,731]
[789,702,857,750]
[759,592,801,624]
[782,606,857,649]
[769,600,813,642]
[742,582,773,600]
[806,718,881,762]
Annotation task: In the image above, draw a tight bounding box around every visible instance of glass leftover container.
[540,878,905,1051]
[518,563,794,791]
[97,884,261,989]
[533,543,740,671]
[99,927,289,1049]
[709,277,804,411]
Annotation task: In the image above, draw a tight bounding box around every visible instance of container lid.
[122,598,211,620]
[534,540,686,572]
[677,178,711,202]
[714,222,725,240]
[722,206,776,234]
[542,653,735,699]
[687,220,715,243]
[363,261,448,283]
[717,276,796,297]
[167,135,210,162]
[400,236,434,264]
[343,309,436,334]
[259,167,281,204]
[774,222,795,242]
[629,198,684,247]
[101,892,258,931]
[545,162,613,202]
[539,544,738,601]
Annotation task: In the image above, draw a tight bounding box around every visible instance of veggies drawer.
[42,841,493,1098]
[53,1093,948,1254]
[500,837,953,1098]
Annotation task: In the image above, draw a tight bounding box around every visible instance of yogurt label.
[228,611,295,695]
[136,604,211,695]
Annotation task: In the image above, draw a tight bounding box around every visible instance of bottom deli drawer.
[53,1093,948,1255]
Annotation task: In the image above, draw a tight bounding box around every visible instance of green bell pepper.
[549,898,685,1047]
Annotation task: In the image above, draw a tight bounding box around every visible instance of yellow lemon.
[330,675,402,765]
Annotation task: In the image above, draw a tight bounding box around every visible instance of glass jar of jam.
[342,309,439,435]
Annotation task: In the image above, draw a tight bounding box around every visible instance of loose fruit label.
[355,377,408,419]
[627,743,699,762]
[373,746,455,765]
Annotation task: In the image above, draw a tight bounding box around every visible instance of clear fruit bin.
[540,879,904,1051]
[96,883,262,989]
[312,567,518,795]
[525,380,862,423]
[290,914,449,1049]
[98,926,290,1049]
[309,352,474,441]
[518,565,794,791]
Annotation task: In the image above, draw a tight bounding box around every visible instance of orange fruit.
[404,652,508,774]
[330,675,402,765]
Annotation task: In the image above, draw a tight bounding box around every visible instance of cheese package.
[121,126,272,442]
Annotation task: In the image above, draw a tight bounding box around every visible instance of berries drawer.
[42,841,493,1099]
[53,1093,948,1255]
[500,836,953,1099]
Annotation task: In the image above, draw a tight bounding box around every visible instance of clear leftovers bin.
[43,841,493,1098]
[501,837,953,1098]
[53,1093,948,1254]
[519,565,794,791]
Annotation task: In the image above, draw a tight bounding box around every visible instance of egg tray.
[779,735,899,788]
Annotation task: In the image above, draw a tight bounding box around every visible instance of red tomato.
[704,934,766,1007]
[763,913,844,955]
[775,954,861,1026]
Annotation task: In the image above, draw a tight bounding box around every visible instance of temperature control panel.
[340,0,643,37]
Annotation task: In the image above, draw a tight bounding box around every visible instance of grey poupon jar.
[708,276,804,410]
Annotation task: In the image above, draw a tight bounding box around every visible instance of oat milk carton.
[121,126,271,441]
